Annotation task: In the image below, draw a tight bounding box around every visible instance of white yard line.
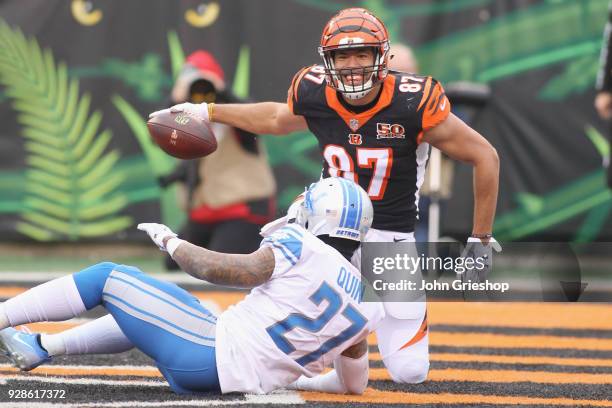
[0,399,304,408]
[0,272,214,286]
[1,372,304,405]
[1,374,166,387]
[0,381,303,407]
[0,363,159,371]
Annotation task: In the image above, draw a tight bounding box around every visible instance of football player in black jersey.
[151,8,500,386]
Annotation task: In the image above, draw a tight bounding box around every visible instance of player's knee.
[384,355,429,384]
[72,262,118,309]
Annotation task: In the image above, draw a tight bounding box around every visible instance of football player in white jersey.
[0,178,384,395]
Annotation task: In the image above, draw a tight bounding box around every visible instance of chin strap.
[342,87,374,100]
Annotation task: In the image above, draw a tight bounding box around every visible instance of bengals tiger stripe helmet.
[318,8,390,99]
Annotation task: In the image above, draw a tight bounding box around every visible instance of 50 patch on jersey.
[376,123,405,139]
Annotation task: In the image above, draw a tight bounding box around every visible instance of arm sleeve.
[597,2,612,92]
[259,225,305,278]
[417,77,451,131]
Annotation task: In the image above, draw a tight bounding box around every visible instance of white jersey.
[215,224,385,394]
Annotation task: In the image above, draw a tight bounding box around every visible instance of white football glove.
[458,237,502,283]
[149,102,209,122]
[137,223,178,251]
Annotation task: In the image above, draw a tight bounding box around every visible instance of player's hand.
[137,223,178,251]
[458,237,502,283]
[149,102,210,122]
[595,92,612,120]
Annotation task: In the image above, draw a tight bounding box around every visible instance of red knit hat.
[171,50,226,102]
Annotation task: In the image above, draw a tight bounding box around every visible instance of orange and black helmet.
[318,8,390,99]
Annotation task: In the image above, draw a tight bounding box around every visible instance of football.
[146,111,217,159]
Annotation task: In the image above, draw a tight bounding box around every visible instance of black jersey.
[288,65,450,232]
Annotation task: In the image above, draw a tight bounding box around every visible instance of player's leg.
[355,228,430,383]
[40,314,134,357]
[0,262,220,393]
[0,313,134,370]
[93,264,220,393]
[0,267,93,328]
[0,262,121,369]
[375,311,429,384]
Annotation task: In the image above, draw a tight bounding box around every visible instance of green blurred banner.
[0,0,609,242]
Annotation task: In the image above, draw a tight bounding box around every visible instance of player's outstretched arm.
[287,339,369,395]
[421,113,499,236]
[213,102,307,135]
[137,223,274,288]
[170,240,275,288]
[150,101,307,136]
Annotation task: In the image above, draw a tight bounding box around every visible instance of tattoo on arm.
[171,241,275,288]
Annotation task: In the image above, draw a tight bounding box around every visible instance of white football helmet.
[294,177,373,241]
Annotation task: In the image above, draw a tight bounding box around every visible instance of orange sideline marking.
[429,303,612,330]
[4,288,610,329]
[0,366,161,377]
[429,332,612,351]
[301,387,612,406]
[367,368,612,384]
[429,352,612,367]
[368,331,612,351]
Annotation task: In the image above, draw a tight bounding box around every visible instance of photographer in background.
[159,50,276,270]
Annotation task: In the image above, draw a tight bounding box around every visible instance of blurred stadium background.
[0,0,611,406]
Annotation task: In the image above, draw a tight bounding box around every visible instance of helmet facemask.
[319,44,389,100]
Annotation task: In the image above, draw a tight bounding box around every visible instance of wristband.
[207,103,215,122]
[166,237,185,257]
[470,233,492,239]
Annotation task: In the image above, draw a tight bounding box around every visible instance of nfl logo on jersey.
[349,118,359,131]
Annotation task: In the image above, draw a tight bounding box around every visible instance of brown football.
[147,111,217,159]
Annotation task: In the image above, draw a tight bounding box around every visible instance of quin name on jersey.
[287,65,450,233]
[215,224,384,394]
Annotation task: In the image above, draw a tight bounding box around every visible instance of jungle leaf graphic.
[416,0,607,83]
[112,94,185,229]
[0,19,132,241]
[539,56,600,100]
[167,30,185,81]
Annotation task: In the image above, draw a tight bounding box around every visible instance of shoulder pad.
[287,65,327,115]
[260,224,305,266]
[416,76,450,131]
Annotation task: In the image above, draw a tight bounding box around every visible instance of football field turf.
[0,274,611,407]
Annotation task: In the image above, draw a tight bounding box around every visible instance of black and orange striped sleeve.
[417,77,450,131]
[287,66,314,114]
